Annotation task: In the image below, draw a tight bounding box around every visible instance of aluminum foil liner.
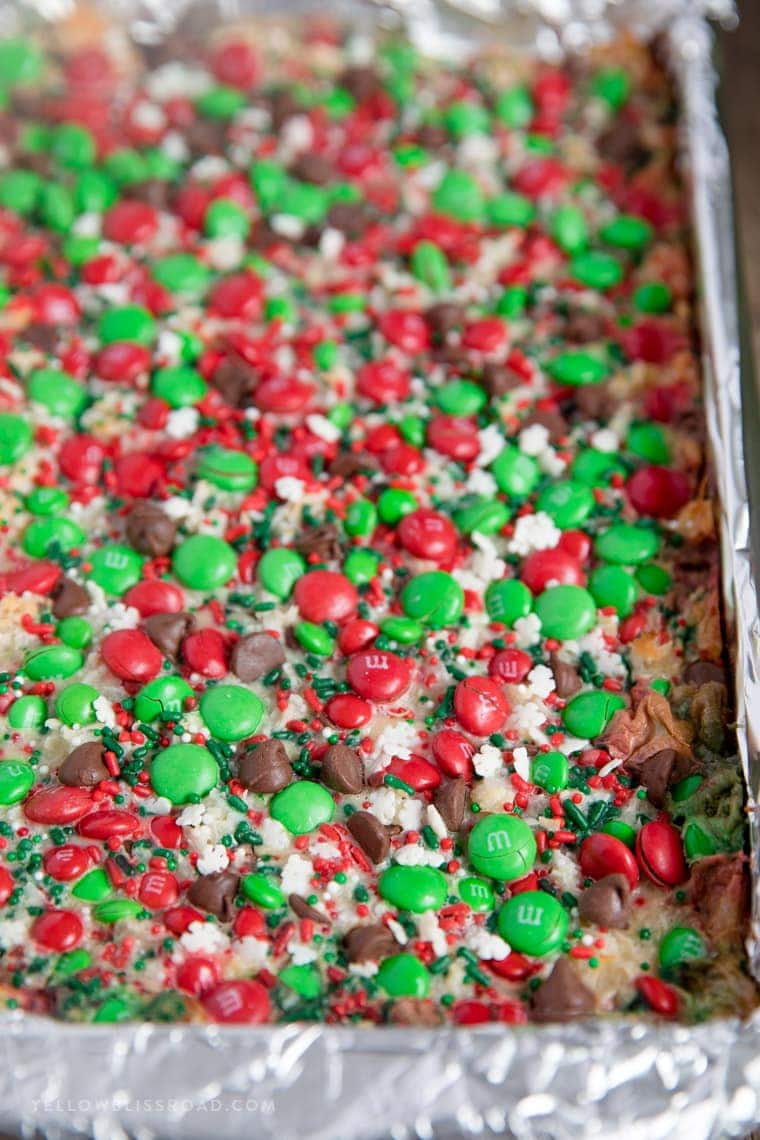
[0,2,759,1138]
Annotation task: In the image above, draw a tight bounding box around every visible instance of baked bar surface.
[0,16,753,1026]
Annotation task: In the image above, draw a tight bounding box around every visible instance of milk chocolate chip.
[125,500,176,557]
[434,778,467,831]
[346,811,390,864]
[578,873,631,929]
[289,894,331,925]
[186,871,240,921]
[293,524,342,562]
[550,652,582,698]
[237,740,293,794]
[230,632,286,682]
[58,742,109,787]
[143,612,193,660]
[52,576,90,619]
[320,744,364,794]
[531,957,596,1022]
[344,923,397,963]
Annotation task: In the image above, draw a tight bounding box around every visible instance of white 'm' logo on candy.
[486,829,512,853]
[517,904,544,927]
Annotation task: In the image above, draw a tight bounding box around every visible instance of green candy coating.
[24,645,83,680]
[562,690,626,738]
[537,481,595,529]
[468,813,537,882]
[594,524,659,565]
[197,445,258,491]
[258,547,305,599]
[570,250,623,290]
[588,564,637,617]
[487,192,535,229]
[546,351,609,387]
[344,499,377,538]
[57,616,93,650]
[671,774,703,802]
[658,926,706,972]
[23,517,86,559]
[454,499,510,536]
[633,282,672,315]
[458,876,495,912]
[494,85,534,128]
[241,872,286,909]
[491,446,539,497]
[25,487,69,516]
[0,170,40,215]
[411,240,451,292]
[294,621,336,656]
[205,198,251,239]
[530,750,569,793]
[72,868,112,902]
[627,421,670,463]
[400,571,464,628]
[134,676,194,723]
[435,378,486,416]
[279,963,322,998]
[600,214,652,251]
[151,743,219,804]
[683,822,717,859]
[551,205,588,254]
[497,890,569,956]
[0,414,33,464]
[8,695,46,731]
[0,38,44,86]
[571,448,627,487]
[88,544,143,595]
[377,953,430,998]
[152,365,208,408]
[0,760,34,805]
[601,820,637,848]
[533,585,597,641]
[433,169,484,222]
[270,780,335,835]
[377,865,448,912]
[173,535,237,590]
[153,254,212,295]
[343,548,381,586]
[54,683,99,726]
[98,305,156,346]
[591,67,631,109]
[485,578,532,626]
[380,616,424,644]
[93,899,144,924]
[199,684,264,741]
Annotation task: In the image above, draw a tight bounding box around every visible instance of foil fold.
[1,2,760,1138]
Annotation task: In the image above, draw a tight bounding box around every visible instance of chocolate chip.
[52,576,90,619]
[125,179,170,210]
[185,117,228,156]
[522,406,569,443]
[638,747,701,809]
[417,123,448,149]
[143,612,193,660]
[578,873,631,929]
[343,923,397,963]
[326,201,370,238]
[268,88,301,130]
[125,501,177,557]
[481,360,522,398]
[328,450,379,478]
[293,524,342,562]
[434,778,467,831]
[288,894,331,925]
[426,302,465,342]
[58,742,109,787]
[570,380,616,421]
[531,957,596,1022]
[187,871,240,922]
[230,632,286,682]
[290,153,334,185]
[563,309,608,345]
[339,65,382,103]
[23,322,60,353]
[346,811,390,864]
[248,219,280,253]
[211,356,257,407]
[237,739,293,794]
[549,653,582,698]
[598,118,651,171]
[684,660,726,687]
[320,744,364,794]
[387,998,445,1026]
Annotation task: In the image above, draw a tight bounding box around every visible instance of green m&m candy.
[454,499,510,536]
[151,743,219,804]
[0,38,45,86]
[377,953,430,998]
[485,578,532,626]
[537,481,595,529]
[294,621,336,655]
[433,169,484,222]
[594,523,659,565]
[600,214,652,251]
[51,123,95,169]
[26,486,69,516]
[411,240,451,292]
[497,890,568,955]
[591,67,630,109]
[197,84,247,119]
[173,535,237,590]
[270,780,335,835]
[588,564,637,617]
[54,683,99,726]
[571,448,627,487]
[380,616,424,645]
[279,963,322,998]
[133,676,194,723]
[0,170,40,215]
[602,820,636,848]
[495,284,528,317]
[627,421,670,463]
[377,865,448,913]
[494,85,534,127]
[24,645,83,680]
[72,868,112,902]
[491,446,539,497]
[530,750,569,793]
[344,548,381,586]
[546,351,609,387]
[658,926,706,973]
[533,585,596,641]
[0,414,33,464]
[8,695,46,730]
[153,253,212,295]
[435,378,486,416]
[570,250,623,290]
[98,305,156,346]
[671,774,703,803]
[55,949,91,978]
[197,445,257,491]
[468,813,537,882]
[458,876,495,912]
[23,517,86,558]
[258,547,305,599]
[241,873,285,910]
[152,365,208,408]
[0,760,34,805]
[75,169,117,212]
[93,898,144,924]
[551,205,588,254]
[683,822,717,859]
[378,488,417,525]
[88,544,143,595]
[444,101,490,138]
[562,690,626,738]
[57,616,92,649]
[400,571,464,629]
[205,198,251,239]
[487,191,535,229]
[633,282,672,315]
[199,684,264,741]
[27,368,86,419]
[344,498,377,538]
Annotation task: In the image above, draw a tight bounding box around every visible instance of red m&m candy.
[294,570,358,624]
[347,650,412,703]
[579,832,639,890]
[398,509,457,563]
[101,629,163,683]
[431,729,476,780]
[32,909,84,952]
[636,819,687,887]
[202,979,271,1024]
[453,676,510,736]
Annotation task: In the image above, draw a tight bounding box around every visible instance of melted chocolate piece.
[143,612,193,660]
[320,744,364,794]
[125,501,177,558]
[52,577,90,619]
[531,957,596,1022]
[186,871,240,922]
[58,742,109,787]
[434,778,467,831]
[230,632,286,682]
[578,873,631,929]
[237,740,293,794]
[344,923,397,963]
[346,810,390,864]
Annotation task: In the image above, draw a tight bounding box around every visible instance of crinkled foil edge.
[0,3,759,1138]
